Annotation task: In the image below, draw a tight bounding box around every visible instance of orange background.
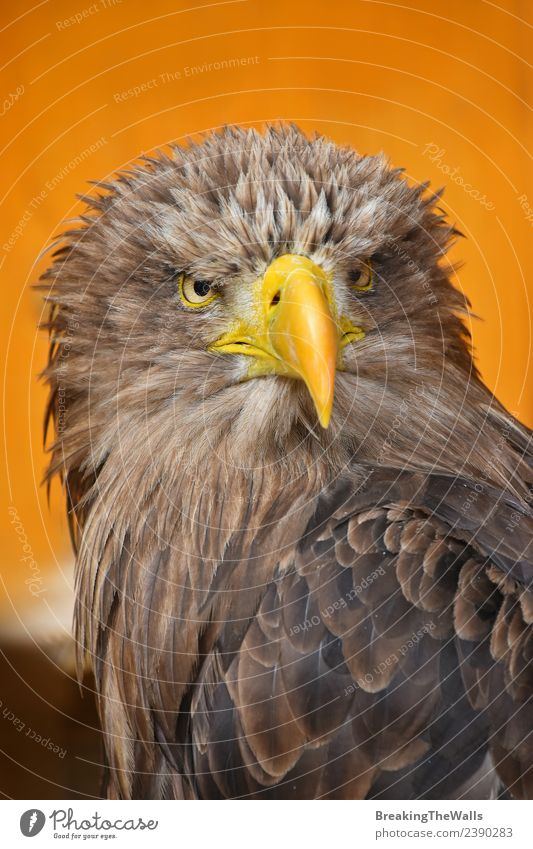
[1,0,532,637]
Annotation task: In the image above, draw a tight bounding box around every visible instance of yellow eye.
[350,260,373,292]
[178,274,219,308]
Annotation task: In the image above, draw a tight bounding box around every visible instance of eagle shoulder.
[183,469,533,799]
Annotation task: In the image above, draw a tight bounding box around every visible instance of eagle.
[42,125,533,800]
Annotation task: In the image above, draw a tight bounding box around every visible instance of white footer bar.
[2,799,532,848]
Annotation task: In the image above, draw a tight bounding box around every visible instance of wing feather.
[181,470,533,797]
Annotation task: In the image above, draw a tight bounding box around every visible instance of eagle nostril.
[270,291,281,308]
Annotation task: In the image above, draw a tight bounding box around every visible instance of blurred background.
[1,0,532,799]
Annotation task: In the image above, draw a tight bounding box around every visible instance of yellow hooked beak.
[209,254,363,429]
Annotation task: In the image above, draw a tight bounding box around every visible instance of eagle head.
[43,125,482,490]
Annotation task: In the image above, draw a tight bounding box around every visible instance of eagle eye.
[350,260,373,292]
[178,274,219,308]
